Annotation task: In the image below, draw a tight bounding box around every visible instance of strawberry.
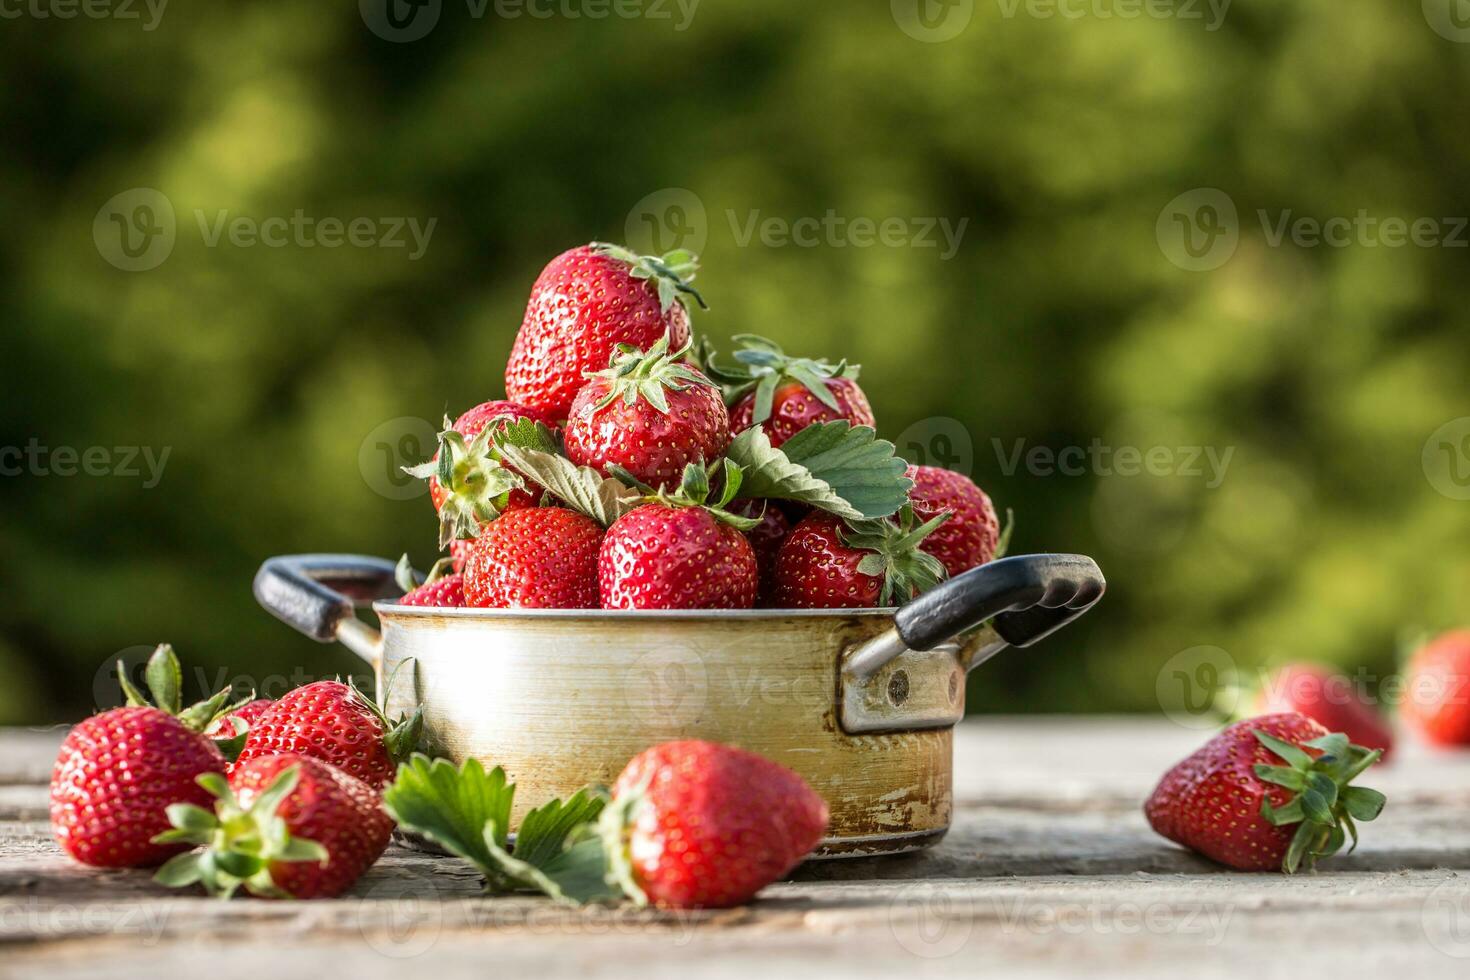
[1145,713,1386,873]
[712,335,875,448]
[153,754,392,899]
[506,243,706,420]
[599,463,759,610]
[730,498,791,604]
[233,680,420,791]
[564,338,731,490]
[404,400,552,549]
[463,505,604,608]
[205,698,274,738]
[393,554,466,608]
[50,644,240,868]
[1253,664,1394,760]
[600,740,829,909]
[1401,629,1470,746]
[770,508,949,608]
[905,465,1002,577]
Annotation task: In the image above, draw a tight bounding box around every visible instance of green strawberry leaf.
[493,423,640,528]
[724,421,912,520]
[1341,786,1386,821]
[383,755,518,890]
[480,791,619,905]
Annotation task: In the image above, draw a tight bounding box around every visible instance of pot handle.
[844,553,1105,679]
[252,554,402,667]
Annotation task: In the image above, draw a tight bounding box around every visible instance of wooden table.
[5,718,1470,978]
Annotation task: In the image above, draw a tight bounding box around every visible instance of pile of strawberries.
[396,242,1004,612]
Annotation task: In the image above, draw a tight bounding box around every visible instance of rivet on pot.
[887,669,910,706]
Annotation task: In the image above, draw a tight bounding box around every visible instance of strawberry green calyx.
[621,459,761,531]
[596,782,648,906]
[840,505,951,606]
[348,667,424,766]
[587,336,716,415]
[704,334,859,424]
[1252,729,1386,874]
[394,554,454,593]
[118,644,251,742]
[591,242,708,314]
[404,415,526,551]
[151,767,329,899]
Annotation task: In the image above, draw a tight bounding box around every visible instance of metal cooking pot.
[253,552,1105,857]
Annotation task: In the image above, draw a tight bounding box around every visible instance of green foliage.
[1,4,1468,721]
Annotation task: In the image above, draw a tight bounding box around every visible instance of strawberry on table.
[1401,629,1470,746]
[50,644,241,868]
[564,337,731,490]
[905,464,1002,577]
[153,754,393,899]
[770,508,949,609]
[506,243,706,420]
[713,335,875,448]
[233,680,420,791]
[1253,663,1394,760]
[599,462,760,610]
[403,399,553,549]
[600,740,829,909]
[464,505,604,608]
[1145,713,1386,873]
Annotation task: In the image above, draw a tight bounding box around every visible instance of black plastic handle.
[252,554,402,642]
[894,553,1105,652]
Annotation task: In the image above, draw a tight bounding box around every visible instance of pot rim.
[372,602,898,621]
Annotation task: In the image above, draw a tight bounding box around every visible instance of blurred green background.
[2,1,1468,725]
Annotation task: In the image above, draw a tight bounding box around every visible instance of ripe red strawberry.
[601,740,828,908]
[464,506,603,608]
[1401,629,1470,746]
[770,508,948,608]
[50,644,238,868]
[449,537,473,573]
[153,754,392,899]
[506,243,706,420]
[1253,664,1394,760]
[393,553,466,608]
[598,463,759,610]
[714,336,875,448]
[905,465,1002,577]
[565,338,731,490]
[205,698,274,738]
[405,400,553,548]
[730,499,791,604]
[233,680,420,790]
[1145,713,1386,873]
